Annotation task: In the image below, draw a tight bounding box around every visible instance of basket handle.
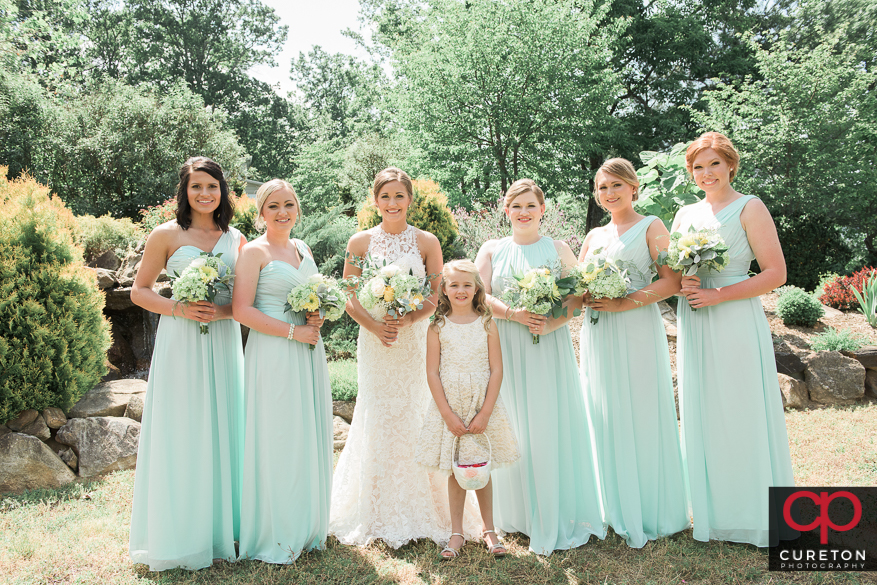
[452,432,492,465]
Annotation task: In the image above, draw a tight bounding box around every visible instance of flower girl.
[415,260,520,559]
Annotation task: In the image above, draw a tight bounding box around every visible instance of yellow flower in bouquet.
[304,292,320,312]
[383,287,395,302]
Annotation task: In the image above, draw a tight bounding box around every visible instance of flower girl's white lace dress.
[329,225,480,547]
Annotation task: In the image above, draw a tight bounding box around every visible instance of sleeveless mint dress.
[238,239,333,563]
[129,227,245,571]
[674,196,794,546]
[579,216,689,548]
[490,236,605,555]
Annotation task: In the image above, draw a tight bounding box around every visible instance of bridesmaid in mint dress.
[673,132,794,546]
[129,157,246,571]
[233,179,333,563]
[475,178,605,555]
[578,158,689,548]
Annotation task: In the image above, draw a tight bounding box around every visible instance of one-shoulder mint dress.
[579,216,689,548]
[129,227,245,571]
[238,239,333,563]
[674,196,794,546]
[490,236,605,555]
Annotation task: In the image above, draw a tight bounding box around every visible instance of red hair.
[685,132,740,181]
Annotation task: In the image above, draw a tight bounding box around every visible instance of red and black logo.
[770,487,876,571]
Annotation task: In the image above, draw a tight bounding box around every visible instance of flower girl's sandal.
[440,533,465,560]
[482,530,507,557]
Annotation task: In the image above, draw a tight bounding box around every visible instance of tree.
[371,0,621,207]
[691,36,877,266]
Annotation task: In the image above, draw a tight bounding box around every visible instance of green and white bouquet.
[500,264,578,344]
[169,252,233,334]
[658,226,730,277]
[284,273,348,350]
[571,251,632,325]
[345,254,435,318]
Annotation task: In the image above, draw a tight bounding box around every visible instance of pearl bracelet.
[287,323,296,341]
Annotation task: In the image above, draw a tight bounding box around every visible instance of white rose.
[307,274,323,284]
[380,264,402,278]
[369,277,386,296]
[189,258,207,269]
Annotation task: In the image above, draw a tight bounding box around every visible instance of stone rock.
[59,447,78,471]
[778,373,808,409]
[154,281,172,298]
[124,394,144,423]
[775,349,806,380]
[45,435,66,455]
[841,346,877,370]
[333,440,346,450]
[102,360,122,382]
[104,287,135,311]
[89,249,121,271]
[67,379,147,419]
[106,322,136,375]
[20,415,50,441]
[42,407,66,430]
[116,251,143,287]
[6,409,39,432]
[821,305,844,319]
[156,269,169,283]
[0,424,9,438]
[94,268,117,290]
[659,301,677,342]
[56,417,140,477]
[333,401,355,423]
[804,351,866,405]
[865,368,877,400]
[0,432,75,493]
[333,416,351,444]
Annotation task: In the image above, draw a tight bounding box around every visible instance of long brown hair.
[175,156,234,231]
[432,260,492,332]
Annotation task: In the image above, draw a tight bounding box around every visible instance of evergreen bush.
[358,179,461,260]
[75,214,143,262]
[775,287,825,327]
[809,327,869,353]
[327,359,358,401]
[0,169,111,423]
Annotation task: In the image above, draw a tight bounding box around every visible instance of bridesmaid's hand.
[684,287,723,309]
[510,309,547,335]
[588,297,628,313]
[443,412,468,437]
[467,410,491,435]
[293,324,321,345]
[306,311,325,328]
[179,300,216,323]
[680,275,701,295]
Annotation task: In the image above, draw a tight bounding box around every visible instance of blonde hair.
[372,167,413,202]
[685,132,740,181]
[254,179,300,232]
[432,260,492,332]
[593,158,640,210]
[503,178,545,208]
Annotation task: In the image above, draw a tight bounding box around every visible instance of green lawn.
[1,404,875,585]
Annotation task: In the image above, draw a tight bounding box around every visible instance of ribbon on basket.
[452,433,492,490]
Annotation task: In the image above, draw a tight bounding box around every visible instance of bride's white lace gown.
[329,225,480,547]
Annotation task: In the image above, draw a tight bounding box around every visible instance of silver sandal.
[440,533,465,560]
[482,529,507,557]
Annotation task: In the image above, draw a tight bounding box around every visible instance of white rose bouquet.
[169,252,233,334]
[500,265,578,344]
[284,273,348,350]
[344,254,435,318]
[571,250,632,325]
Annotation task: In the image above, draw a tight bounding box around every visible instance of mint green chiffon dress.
[674,196,794,546]
[579,216,689,548]
[238,239,333,563]
[490,236,606,555]
[129,227,245,571]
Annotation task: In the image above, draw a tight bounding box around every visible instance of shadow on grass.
[0,473,109,512]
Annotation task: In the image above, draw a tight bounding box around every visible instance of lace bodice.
[367,225,425,275]
[438,319,490,384]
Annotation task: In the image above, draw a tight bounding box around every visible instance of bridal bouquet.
[571,250,632,325]
[169,252,233,334]
[658,227,730,311]
[345,254,435,318]
[500,265,577,344]
[284,273,347,350]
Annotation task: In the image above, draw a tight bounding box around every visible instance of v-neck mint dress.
[579,216,689,548]
[674,196,794,546]
[129,227,245,571]
[238,239,333,563]
[490,236,605,556]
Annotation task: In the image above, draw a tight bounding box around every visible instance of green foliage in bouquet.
[0,169,111,424]
[358,179,460,260]
[635,143,702,229]
[775,287,824,328]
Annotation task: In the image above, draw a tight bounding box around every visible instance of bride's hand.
[371,318,398,347]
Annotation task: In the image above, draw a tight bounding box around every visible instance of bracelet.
[505,306,512,321]
[287,323,296,341]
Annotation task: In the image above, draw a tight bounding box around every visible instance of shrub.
[820,267,877,311]
[770,214,853,292]
[75,214,143,262]
[0,169,111,423]
[358,179,460,260]
[327,359,358,401]
[809,327,870,352]
[296,207,357,277]
[229,195,260,242]
[775,288,825,327]
[139,197,177,234]
[323,314,358,361]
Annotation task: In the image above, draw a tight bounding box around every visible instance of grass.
[1,405,876,585]
[327,359,357,402]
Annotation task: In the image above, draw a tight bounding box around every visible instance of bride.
[330,168,479,547]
